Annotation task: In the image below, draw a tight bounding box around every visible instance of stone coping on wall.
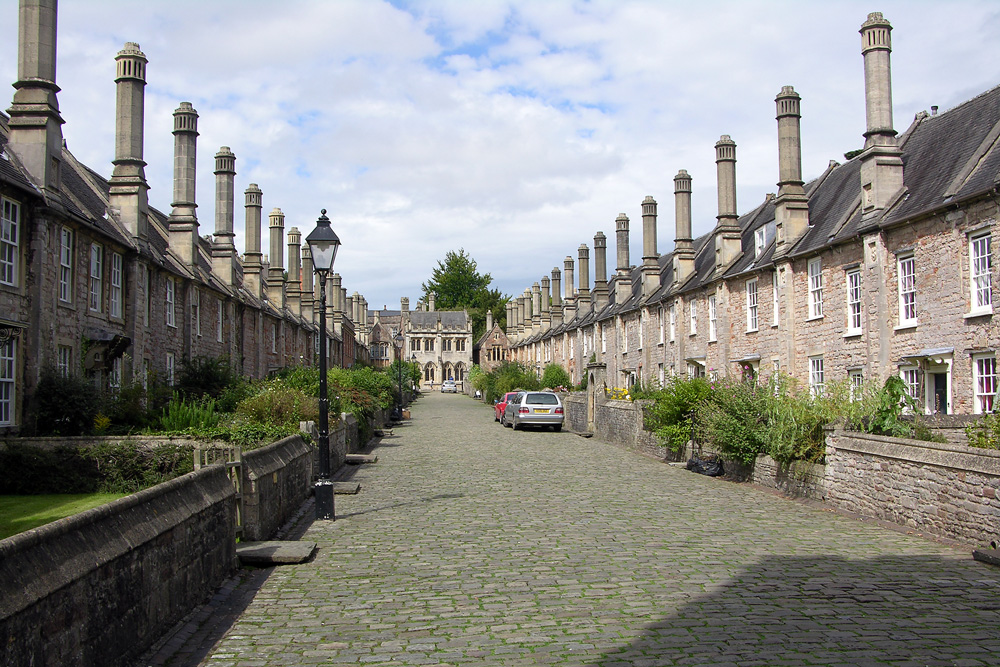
[242,435,312,481]
[0,465,235,619]
[829,429,1000,477]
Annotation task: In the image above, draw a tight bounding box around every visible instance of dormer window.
[754,227,766,258]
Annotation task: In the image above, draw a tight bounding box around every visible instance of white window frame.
[58,345,72,378]
[89,243,103,312]
[110,356,122,390]
[166,352,175,386]
[165,277,176,327]
[689,299,697,336]
[808,258,823,319]
[658,307,665,344]
[110,252,123,319]
[809,356,825,397]
[746,279,758,332]
[569,336,574,360]
[708,294,717,342]
[0,197,19,287]
[669,303,676,341]
[0,338,15,425]
[772,270,779,326]
[898,254,917,326]
[846,268,863,335]
[192,297,201,337]
[970,232,992,314]
[638,311,644,350]
[974,353,997,414]
[602,324,608,353]
[59,227,73,302]
[900,365,921,410]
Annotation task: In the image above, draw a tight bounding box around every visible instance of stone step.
[346,453,378,464]
[334,481,361,494]
[237,541,316,566]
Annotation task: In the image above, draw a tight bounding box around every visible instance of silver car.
[503,391,564,431]
[440,380,457,393]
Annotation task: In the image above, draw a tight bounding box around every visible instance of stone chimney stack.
[168,102,199,269]
[505,302,513,335]
[593,232,609,308]
[773,86,810,257]
[211,146,237,285]
[550,267,563,327]
[428,292,436,312]
[109,42,149,240]
[401,297,409,313]
[6,0,64,194]
[563,256,576,322]
[486,309,493,332]
[578,244,591,311]
[859,12,904,217]
[714,135,742,271]
[243,184,263,297]
[330,273,343,333]
[286,227,302,316]
[673,169,696,286]
[641,196,659,297]
[267,208,286,309]
[540,276,551,330]
[615,214,631,304]
[301,243,314,324]
[516,292,526,337]
[531,283,541,331]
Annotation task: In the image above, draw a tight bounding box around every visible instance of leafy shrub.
[966,412,1000,450]
[236,382,319,427]
[31,367,100,436]
[158,393,221,431]
[540,363,572,390]
[697,376,769,466]
[760,374,831,464]
[83,441,193,494]
[176,355,239,400]
[643,376,712,453]
[479,361,540,403]
[867,376,916,437]
[0,444,100,494]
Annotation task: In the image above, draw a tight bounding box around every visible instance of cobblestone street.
[184,392,1000,666]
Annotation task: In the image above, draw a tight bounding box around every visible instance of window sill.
[746,328,758,334]
[806,315,824,322]
[708,339,717,345]
[894,322,918,332]
[844,331,863,339]
[771,324,779,329]
[964,309,993,320]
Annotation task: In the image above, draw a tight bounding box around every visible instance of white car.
[441,380,458,393]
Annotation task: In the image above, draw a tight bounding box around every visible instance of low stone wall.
[826,429,1000,546]
[563,393,588,433]
[242,435,314,541]
[751,455,826,499]
[594,398,664,460]
[1,434,204,452]
[0,465,236,667]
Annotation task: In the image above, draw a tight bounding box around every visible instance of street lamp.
[393,331,405,421]
[306,209,341,521]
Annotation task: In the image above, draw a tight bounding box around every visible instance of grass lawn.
[0,494,126,540]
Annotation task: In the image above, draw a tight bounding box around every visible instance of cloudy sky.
[3,0,999,311]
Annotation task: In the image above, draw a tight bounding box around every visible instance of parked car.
[503,391,564,431]
[495,391,520,423]
[441,380,457,393]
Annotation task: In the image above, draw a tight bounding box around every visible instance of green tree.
[421,249,509,340]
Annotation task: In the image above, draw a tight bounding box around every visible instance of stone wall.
[594,398,664,459]
[751,455,826,499]
[563,393,588,433]
[826,428,1000,546]
[0,465,236,667]
[241,435,313,541]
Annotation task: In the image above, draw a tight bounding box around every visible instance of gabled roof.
[408,310,468,331]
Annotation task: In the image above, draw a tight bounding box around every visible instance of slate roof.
[408,310,469,331]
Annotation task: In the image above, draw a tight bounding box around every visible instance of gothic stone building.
[510,12,1000,416]
[0,0,372,434]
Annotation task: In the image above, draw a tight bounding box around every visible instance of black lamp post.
[306,209,341,521]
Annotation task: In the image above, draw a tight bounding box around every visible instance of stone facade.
[508,12,1000,417]
[0,1,373,434]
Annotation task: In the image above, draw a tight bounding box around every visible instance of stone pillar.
[109,42,149,240]
[168,102,199,269]
[673,169,695,285]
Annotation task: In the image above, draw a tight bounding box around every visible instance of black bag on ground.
[686,455,724,477]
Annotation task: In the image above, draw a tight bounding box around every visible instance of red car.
[494,392,520,424]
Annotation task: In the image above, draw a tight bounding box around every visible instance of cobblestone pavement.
[191,392,1000,666]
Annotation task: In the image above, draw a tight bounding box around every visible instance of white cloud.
[2,0,999,310]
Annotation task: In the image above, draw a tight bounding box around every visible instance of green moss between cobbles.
[0,493,125,540]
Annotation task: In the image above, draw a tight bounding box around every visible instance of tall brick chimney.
[6,0,64,194]
[615,214,631,304]
[108,42,149,240]
[673,169,695,286]
[859,12,904,217]
[168,102,199,269]
[641,196,659,297]
[212,146,237,285]
[772,86,810,257]
[714,135,742,271]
